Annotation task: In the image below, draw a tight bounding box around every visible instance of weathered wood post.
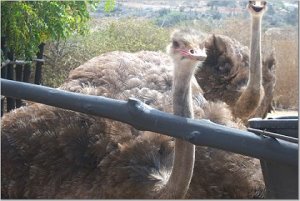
[34,43,45,85]
[1,36,8,116]
[1,37,8,79]
[6,51,16,112]
[23,60,32,83]
[15,62,24,108]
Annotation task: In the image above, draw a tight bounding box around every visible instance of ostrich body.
[196,1,274,122]
[1,29,206,199]
[1,30,264,198]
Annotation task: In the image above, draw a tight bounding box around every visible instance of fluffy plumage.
[196,34,276,122]
[2,49,264,198]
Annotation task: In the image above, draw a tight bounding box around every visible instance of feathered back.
[1,49,263,199]
[195,34,276,118]
[1,50,203,198]
[197,34,249,106]
[61,51,173,112]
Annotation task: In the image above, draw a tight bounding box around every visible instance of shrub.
[155,11,189,27]
[43,18,169,87]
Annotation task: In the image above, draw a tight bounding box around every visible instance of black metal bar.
[247,127,298,144]
[249,118,298,129]
[1,97,5,117]
[1,78,298,166]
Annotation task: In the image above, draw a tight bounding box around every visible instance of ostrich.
[233,0,267,120]
[196,1,273,123]
[160,29,207,198]
[2,29,203,199]
[1,29,265,199]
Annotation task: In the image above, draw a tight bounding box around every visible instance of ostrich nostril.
[189,49,194,54]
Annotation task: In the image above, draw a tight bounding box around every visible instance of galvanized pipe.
[1,78,298,166]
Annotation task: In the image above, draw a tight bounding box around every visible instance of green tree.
[1,0,114,59]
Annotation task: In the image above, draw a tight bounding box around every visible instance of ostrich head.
[248,1,267,17]
[167,29,207,74]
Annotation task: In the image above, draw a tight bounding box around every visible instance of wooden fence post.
[15,63,23,108]
[34,43,45,85]
[1,36,45,116]
[6,51,16,112]
[1,41,45,115]
[23,62,32,83]
[1,65,8,114]
[1,37,8,79]
[1,37,8,116]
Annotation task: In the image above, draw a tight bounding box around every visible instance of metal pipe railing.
[1,78,298,166]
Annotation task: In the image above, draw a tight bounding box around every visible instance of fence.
[1,78,299,198]
[1,78,298,166]
[1,37,45,116]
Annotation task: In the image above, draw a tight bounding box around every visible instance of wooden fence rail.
[1,37,45,115]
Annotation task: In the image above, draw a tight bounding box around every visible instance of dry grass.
[271,38,298,110]
[43,18,169,87]
[43,17,298,110]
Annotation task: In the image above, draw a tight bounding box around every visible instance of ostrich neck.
[173,70,194,118]
[248,16,262,90]
[162,63,196,198]
[233,15,263,120]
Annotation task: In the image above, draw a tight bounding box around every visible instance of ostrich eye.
[173,41,179,48]
[189,49,194,54]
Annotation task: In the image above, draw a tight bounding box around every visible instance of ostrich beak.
[176,47,207,61]
[190,48,207,61]
[249,1,267,13]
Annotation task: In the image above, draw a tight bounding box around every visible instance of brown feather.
[2,49,264,198]
[196,34,276,121]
